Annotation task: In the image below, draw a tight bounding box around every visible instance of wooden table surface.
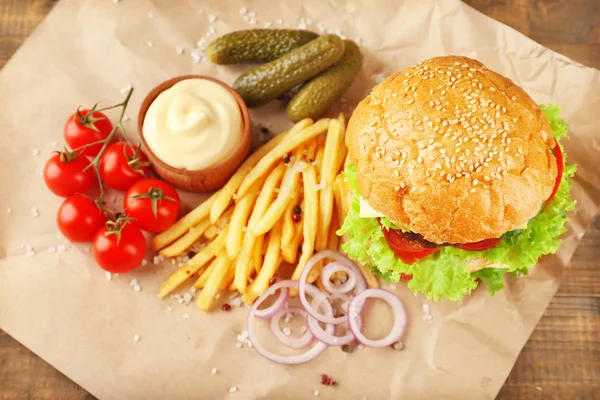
[0,1,598,399]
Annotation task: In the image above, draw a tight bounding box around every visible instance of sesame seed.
[473,179,479,185]
[469,188,476,193]
[484,176,491,181]
[394,186,400,192]
[511,96,516,100]
[406,99,414,104]
[417,156,423,164]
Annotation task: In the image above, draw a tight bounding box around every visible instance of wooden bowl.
[137,75,252,192]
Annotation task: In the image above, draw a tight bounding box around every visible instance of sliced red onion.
[347,288,407,347]
[306,295,361,346]
[252,280,291,319]
[299,251,363,325]
[321,263,356,294]
[247,280,334,365]
[270,307,313,349]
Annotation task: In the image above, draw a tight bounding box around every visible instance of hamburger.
[338,56,576,301]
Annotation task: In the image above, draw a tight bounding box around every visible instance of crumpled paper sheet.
[0,0,599,399]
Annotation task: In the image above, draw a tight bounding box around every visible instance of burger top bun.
[346,56,557,244]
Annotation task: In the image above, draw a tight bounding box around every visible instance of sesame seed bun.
[346,56,557,244]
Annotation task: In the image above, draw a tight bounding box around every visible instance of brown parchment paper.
[1,1,599,399]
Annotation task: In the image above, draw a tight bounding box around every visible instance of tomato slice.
[546,144,563,207]
[380,224,440,264]
[458,238,501,251]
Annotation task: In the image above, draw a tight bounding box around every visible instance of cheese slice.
[359,197,386,218]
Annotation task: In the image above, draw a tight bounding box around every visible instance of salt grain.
[48,246,56,253]
[183,293,193,303]
[105,272,112,281]
[167,307,173,312]
[147,41,154,48]
[176,47,184,54]
[208,14,216,23]
[133,334,140,342]
[182,313,191,319]
[229,386,238,393]
[313,390,320,396]
[235,343,243,348]
[130,279,138,286]
[211,367,218,374]
[239,6,247,14]
[141,259,148,266]
[282,327,292,336]
[32,148,40,156]
[133,284,141,292]
[190,287,197,294]
[30,207,39,218]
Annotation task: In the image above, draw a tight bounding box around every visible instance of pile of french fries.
[151,115,378,311]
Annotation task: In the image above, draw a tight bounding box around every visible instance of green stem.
[83,87,134,201]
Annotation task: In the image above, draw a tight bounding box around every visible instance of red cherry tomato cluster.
[44,94,181,274]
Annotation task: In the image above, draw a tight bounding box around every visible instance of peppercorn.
[187,251,196,259]
[320,374,336,387]
[298,245,302,254]
[292,213,301,223]
[283,154,291,164]
[293,205,302,214]
[115,212,123,219]
[341,344,353,353]
[261,127,270,134]
[221,304,232,311]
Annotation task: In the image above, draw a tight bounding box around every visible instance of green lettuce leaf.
[337,104,576,301]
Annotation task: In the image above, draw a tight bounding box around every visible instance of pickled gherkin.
[233,35,345,107]
[206,29,319,65]
[287,40,362,122]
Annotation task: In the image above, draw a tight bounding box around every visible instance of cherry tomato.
[124,179,180,233]
[93,219,146,273]
[44,152,96,197]
[458,238,501,251]
[99,142,150,191]
[64,108,113,156]
[380,223,440,264]
[57,195,106,242]
[546,144,564,207]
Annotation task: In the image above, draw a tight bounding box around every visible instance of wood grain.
[0,1,598,399]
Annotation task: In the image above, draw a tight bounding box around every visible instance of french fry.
[151,191,219,251]
[196,253,233,311]
[219,264,235,290]
[204,208,234,240]
[305,139,318,161]
[252,158,301,236]
[237,118,329,198]
[194,257,218,289]
[249,220,283,301]
[314,145,325,177]
[234,163,286,292]
[315,118,344,252]
[282,208,304,263]
[226,178,264,259]
[159,218,211,258]
[280,188,301,252]
[327,213,340,251]
[291,166,318,280]
[252,233,265,274]
[333,174,349,224]
[334,114,348,171]
[157,226,229,299]
[209,119,312,223]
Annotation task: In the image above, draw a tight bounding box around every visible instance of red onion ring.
[320,263,357,294]
[252,281,291,319]
[347,288,407,347]
[306,295,361,346]
[299,250,364,325]
[247,280,335,365]
[270,307,313,349]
